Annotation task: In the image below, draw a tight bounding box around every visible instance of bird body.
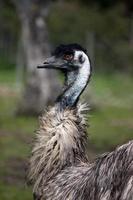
[43,141,133,200]
[29,44,133,200]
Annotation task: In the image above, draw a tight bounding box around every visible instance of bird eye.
[63,54,73,61]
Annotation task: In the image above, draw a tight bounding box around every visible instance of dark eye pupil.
[66,55,70,59]
[64,54,73,60]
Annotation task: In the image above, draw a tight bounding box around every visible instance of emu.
[29,44,133,200]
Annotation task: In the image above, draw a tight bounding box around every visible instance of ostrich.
[29,44,133,200]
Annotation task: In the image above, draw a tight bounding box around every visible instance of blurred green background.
[0,0,133,199]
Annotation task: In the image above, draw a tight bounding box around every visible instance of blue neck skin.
[56,59,91,110]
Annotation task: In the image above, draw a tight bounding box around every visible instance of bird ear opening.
[79,54,85,64]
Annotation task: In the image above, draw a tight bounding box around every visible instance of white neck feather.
[64,51,91,106]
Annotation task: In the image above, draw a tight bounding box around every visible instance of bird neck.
[56,58,91,110]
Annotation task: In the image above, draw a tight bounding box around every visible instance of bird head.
[38,44,92,108]
[37,43,91,73]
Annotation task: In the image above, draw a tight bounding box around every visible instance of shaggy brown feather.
[29,103,89,196]
[29,101,133,200]
[37,141,133,200]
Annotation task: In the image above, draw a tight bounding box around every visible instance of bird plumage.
[29,44,133,200]
[42,141,133,200]
[29,103,89,198]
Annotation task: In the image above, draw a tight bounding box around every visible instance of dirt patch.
[0,130,32,186]
[111,119,133,129]
[0,157,29,186]
[0,86,18,97]
[0,130,32,144]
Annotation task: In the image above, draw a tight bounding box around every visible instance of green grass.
[0,69,133,199]
[87,72,133,152]
[0,69,16,86]
[0,69,36,200]
[89,106,133,152]
[0,95,37,134]
[90,73,133,108]
[0,183,32,200]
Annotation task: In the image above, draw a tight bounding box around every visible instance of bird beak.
[37,56,66,70]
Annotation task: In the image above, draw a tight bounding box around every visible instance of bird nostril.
[43,61,49,64]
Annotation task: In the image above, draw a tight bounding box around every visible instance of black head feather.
[52,43,87,57]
